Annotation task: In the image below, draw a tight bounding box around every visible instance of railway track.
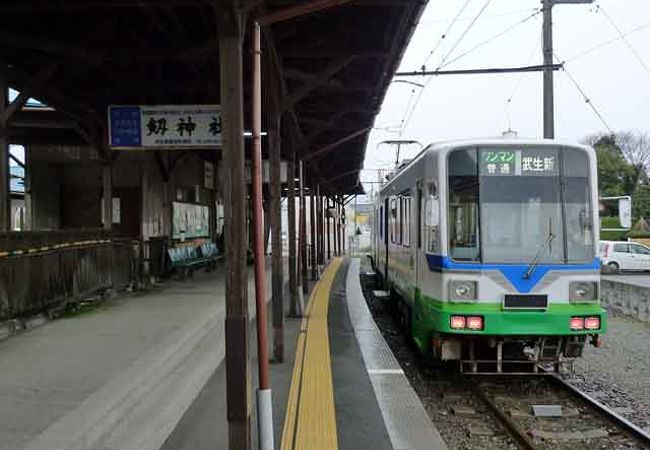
[359,269,650,450]
[466,372,650,450]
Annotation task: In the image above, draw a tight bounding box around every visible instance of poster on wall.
[172,202,210,239]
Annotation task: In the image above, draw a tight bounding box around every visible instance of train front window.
[448,149,480,261]
[446,147,594,264]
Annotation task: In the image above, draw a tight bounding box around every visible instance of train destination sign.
[479,149,559,176]
[108,105,222,149]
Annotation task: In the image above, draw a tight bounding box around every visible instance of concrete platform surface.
[0,262,269,450]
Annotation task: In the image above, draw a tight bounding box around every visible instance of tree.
[616,130,650,185]
[585,133,637,196]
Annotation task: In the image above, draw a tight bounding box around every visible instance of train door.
[415,185,422,289]
[384,197,389,282]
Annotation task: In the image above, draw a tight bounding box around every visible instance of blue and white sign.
[108,105,222,149]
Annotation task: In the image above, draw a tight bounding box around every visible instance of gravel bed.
[561,311,650,432]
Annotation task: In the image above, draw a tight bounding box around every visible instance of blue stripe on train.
[425,254,600,294]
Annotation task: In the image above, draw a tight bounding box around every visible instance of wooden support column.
[102,162,113,230]
[326,196,331,260]
[309,192,317,280]
[23,145,32,230]
[337,197,342,256]
[219,16,251,449]
[319,192,325,264]
[0,62,9,232]
[299,161,308,294]
[287,153,299,316]
[341,206,346,255]
[269,107,284,362]
[316,187,322,265]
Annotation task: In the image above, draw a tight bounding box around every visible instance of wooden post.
[309,193,317,279]
[269,108,284,362]
[0,61,9,232]
[326,196,331,260]
[24,145,32,230]
[287,153,299,316]
[219,20,251,449]
[299,161,308,294]
[341,205,346,255]
[102,162,113,230]
[319,192,325,264]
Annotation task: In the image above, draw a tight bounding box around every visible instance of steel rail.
[546,373,650,445]
[467,381,538,450]
[467,372,650,450]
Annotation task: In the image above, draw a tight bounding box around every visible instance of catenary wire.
[564,21,650,63]
[439,8,541,69]
[596,5,650,78]
[421,0,473,69]
[554,53,612,133]
[401,0,497,134]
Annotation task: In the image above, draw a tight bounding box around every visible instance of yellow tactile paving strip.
[281,258,342,450]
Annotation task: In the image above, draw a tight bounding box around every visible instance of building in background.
[10,165,25,231]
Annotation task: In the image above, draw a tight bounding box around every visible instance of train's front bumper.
[416,298,607,336]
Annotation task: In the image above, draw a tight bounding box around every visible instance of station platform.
[0,257,447,450]
[279,257,447,450]
[0,262,270,450]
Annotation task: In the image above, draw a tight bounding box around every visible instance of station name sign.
[108,105,222,149]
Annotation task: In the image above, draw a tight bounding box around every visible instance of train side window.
[417,188,422,249]
[395,197,404,245]
[403,197,411,247]
[426,182,440,253]
[390,198,397,243]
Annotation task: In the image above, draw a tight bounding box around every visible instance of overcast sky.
[362,0,650,191]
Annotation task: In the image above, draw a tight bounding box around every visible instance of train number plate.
[504,294,548,309]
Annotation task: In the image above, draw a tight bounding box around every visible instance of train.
[372,139,607,372]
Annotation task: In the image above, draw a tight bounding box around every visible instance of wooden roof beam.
[280,56,354,113]
[3,62,58,124]
[305,110,349,143]
[303,127,369,161]
[259,0,355,26]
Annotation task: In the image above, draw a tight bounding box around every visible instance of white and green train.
[373,139,606,372]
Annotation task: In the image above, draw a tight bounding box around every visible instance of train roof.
[379,138,594,191]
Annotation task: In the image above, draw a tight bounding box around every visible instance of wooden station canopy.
[0,0,427,194]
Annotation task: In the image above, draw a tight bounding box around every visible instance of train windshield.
[447,147,594,264]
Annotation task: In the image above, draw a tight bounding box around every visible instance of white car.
[599,240,650,272]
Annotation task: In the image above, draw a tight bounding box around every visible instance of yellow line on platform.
[281,258,342,450]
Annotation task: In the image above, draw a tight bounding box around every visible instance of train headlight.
[569,281,598,302]
[449,280,477,301]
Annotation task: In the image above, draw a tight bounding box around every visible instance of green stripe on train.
[410,291,607,353]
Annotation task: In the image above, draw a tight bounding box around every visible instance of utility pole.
[542,0,555,139]
[542,0,594,139]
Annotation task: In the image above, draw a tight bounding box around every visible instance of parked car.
[599,240,650,272]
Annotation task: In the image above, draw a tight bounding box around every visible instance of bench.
[167,243,222,279]
[198,242,223,268]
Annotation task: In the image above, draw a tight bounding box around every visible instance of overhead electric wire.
[419,7,539,25]
[437,0,494,69]
[596,5,650,78]
[401,0,495,133]
[439,8,541,69]
[421,0,473,69]
[564,21,650,63]
[503,38,540,130]
[554,53,612,133]
[394,0,474,142]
